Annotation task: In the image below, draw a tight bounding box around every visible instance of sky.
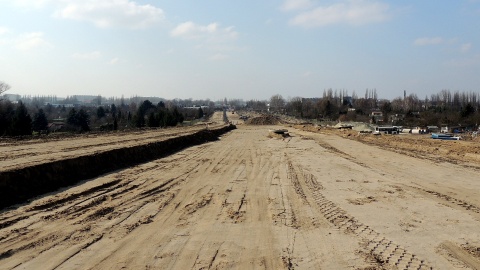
[1,0,480,101]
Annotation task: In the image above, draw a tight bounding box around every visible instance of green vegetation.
[0,101,32,136]
[32,109,48,132]
[10,102,32,136]
[67,108,91,132]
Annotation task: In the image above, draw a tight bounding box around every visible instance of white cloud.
[71,51,102,60]
[0,27,10,46]
[15,32,52,51]
[171,21,238,41]
[171,22,241,61]
[54,0,164,29]
[13,0,52,9]
[413,37,444,46]
[15,0,164,29]
[14,0,165,29]
[460,43,472,53]
[0,27,10,35]
[281,0,315,11]
[288,0,390,27]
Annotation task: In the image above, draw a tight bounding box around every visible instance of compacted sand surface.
[1,119,479,269]
[0,125,217,173]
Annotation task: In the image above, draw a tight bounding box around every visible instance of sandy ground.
[295,124,480,169]
[1,116,480,269]
[0,122,224,173]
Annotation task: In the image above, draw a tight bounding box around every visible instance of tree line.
[149,90,476,128]
[2,81,480,136]
[0,97,209,136]
[255,89,480,127]
[132,100,185,128]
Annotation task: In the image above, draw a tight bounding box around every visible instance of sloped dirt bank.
[0,125,236,210]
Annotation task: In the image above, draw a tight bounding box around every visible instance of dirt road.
[1,124,480,269]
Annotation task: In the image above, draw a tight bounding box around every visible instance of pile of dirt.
[268,129,290,139]
[245,115,280,125]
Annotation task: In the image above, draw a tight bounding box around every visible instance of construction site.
[1,112,480,270]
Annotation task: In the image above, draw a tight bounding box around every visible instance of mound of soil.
[245,115,280,125]
[268,131,290,139]
[0,125,236,209]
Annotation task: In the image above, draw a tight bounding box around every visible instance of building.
[388,114,405,123]
[370,111,383,123]
[2,94,21,102]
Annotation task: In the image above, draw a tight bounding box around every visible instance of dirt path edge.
[0,125,236,210]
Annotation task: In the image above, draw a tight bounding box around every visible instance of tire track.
[409,186,480,216]
[287,159,434,270]
[311,184,432,269]
[50,235,104,270]
[6,140,209,223]
[0,145,210,268]
[301,136,374,170]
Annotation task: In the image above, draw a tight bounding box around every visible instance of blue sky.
[1,0,479,101]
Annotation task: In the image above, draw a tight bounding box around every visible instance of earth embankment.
[0,125,235,209]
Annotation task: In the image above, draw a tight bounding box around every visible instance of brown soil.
[294,124,480,169]
[1,114,479,269]
[245,114,281,125]
[0,125,235,209]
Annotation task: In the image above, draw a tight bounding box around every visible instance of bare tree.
[285,96,303,117]
[269,94,285,113]
[228,99,243,109]
[246,100,267,112]
[390,97,404,112]
[0,81,11,97]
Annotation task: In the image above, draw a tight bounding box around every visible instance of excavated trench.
[0,125,236,210]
